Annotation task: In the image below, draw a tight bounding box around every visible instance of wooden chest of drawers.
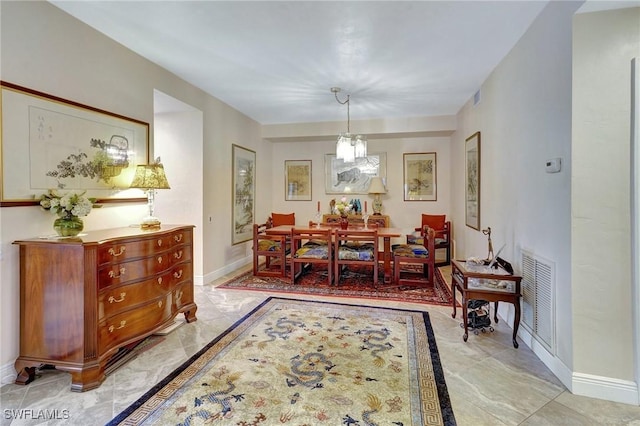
[12,225,197,392]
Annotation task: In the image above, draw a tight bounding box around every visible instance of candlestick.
[364,201,367,213]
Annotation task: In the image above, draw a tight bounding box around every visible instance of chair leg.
[393,257,400,285]
[373,262,378,287]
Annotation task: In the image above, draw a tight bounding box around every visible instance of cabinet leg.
[183,305,198,323]
[14,366,37,385]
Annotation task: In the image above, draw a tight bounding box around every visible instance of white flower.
[334,197,352,216]
[40,190,95,218]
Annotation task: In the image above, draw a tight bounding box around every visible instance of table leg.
[383,236,392,284]
[451,281,457,318]
[494,301,500,323]
[512,301,520,348]
[461,293,468,342]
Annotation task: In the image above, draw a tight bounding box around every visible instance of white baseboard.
[572,372,639,405]
[510,309,639,406]
[1,361,16,385]
[517,325,573,389]
[199,255,251,286]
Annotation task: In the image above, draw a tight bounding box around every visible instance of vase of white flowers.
[333,197,352,229]
[40,190,94,237]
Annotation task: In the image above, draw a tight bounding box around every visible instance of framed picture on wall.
[0,81,149,206]
[324,152,386,194]
[403,152,437,201]
[232,144,255,244]
[465,132,481,230]
[284,160,312,201]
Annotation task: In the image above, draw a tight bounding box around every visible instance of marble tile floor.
[2,265,640,425]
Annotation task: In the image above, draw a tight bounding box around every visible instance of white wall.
[153,92,205,281]
[452,0,579,387]
[572,7,640,403]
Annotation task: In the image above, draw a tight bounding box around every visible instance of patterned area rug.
[108,298,456,425]
[217,266,454,306]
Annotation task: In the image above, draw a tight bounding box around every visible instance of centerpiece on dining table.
[333,197,353,229]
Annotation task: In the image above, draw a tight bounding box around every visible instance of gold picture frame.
[0,81,149,206]
[403,152,437,201]
[285,160,312,201]
[465,132,481,230]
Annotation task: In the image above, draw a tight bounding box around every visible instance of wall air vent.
[521,250,555,352]
[473,90,481,106]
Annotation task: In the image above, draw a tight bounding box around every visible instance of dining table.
[265,224,404,284]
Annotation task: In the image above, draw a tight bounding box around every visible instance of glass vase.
[53,215,84,237]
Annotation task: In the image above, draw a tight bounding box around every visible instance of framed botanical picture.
[403,152,437,201]
[0,81,149,206]
[284,160,312,201]
[232,144,255,244]
[324,152,386,194]
[465,132,481,230]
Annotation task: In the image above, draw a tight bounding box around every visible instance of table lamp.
[130,158,171,228]
[368,177,387,215]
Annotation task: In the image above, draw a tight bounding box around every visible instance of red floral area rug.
[217,265,454,306]
[107,297,456,425]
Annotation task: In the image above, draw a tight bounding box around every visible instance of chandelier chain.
[332,88,350,133]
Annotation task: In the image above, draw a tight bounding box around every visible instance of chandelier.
[331,87,367,163]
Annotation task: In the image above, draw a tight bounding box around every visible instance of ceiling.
[50,1,558,125]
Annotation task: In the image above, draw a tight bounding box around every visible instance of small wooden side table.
[450,259,522,348]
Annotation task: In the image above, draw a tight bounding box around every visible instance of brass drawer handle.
[108,247,126,257]
[108,320,126,333]
[174,250,183,260]
[174,234,183,243]
[173,270,183,279]
[158,301,163,308]
[157,277,163,285]
[157,239,163,247]
[157,256,163,264]
[108,292,126,303]
[108,267,126,279]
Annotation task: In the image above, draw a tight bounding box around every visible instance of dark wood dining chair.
[252,222,288,277]
[290,227,333,286]
[392,226,436,288]
[334,228,379,288]
[410,214,451,266]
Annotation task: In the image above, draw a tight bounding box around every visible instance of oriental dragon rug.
[108,297,456,425]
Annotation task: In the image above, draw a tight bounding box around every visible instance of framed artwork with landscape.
[284,160,312,201]
[324,152,386,194]
[0,81,149,206]
[232,144,255,244]
[465,132,481,230]
[403,152,437,201]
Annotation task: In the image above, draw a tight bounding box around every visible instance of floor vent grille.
[521,250,555,352]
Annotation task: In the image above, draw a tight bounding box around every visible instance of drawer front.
[170,229,192,247]
[98,295,173,354]
[98,236,173,265]
[99,253,172,288]
[169,245,192,266]
[173,281,195,311]
[99,263,192,319]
